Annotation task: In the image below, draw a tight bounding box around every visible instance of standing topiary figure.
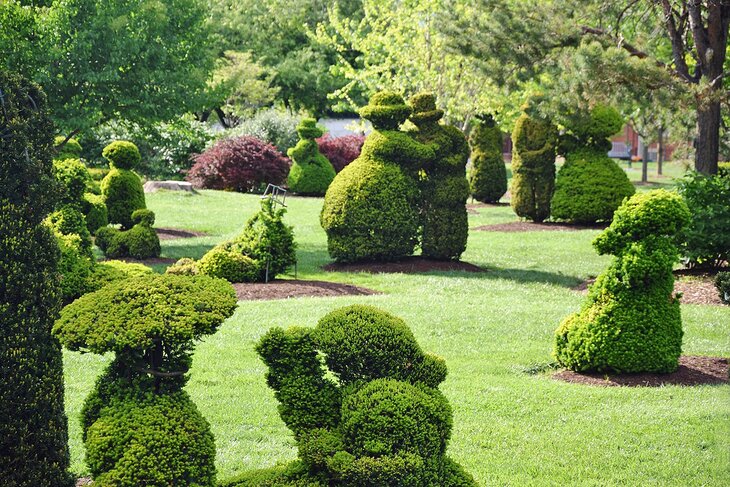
[551,105,635,223]
[101,140,146,229]
[287,118,336,195]
[53,274,238,486]
[510,111,558,222]
[0,72,73,486]
[321,91,433,263]
[408,93,470,261]
[554,190,691,373]
[224,305,476,486]
[469,114,508,204]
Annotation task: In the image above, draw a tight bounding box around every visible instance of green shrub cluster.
[53,152,109,233]
[287,118,336,195]
[54,136,83,160]
[554,190,691,373]
[100,140,146,229]
[321,91,432,263]
[53,274,237,486]
[718,162,730,178]
[468,114,507,203]
[80,192,108,233]
[96,209,161,259]
[552,105,634,223]
[715,272,730,304]
[0,71,72,486]
[229,305,476,486]
[510,111,558,222]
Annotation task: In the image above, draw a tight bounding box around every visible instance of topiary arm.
[617,238,678,287]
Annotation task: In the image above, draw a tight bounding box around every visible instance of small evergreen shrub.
[54,136,83,160]
[468,114,507,203]
[85,260,154,292]
[715,272,730,304]
[95,209,161,259]
[81,193,108,233]
[198,245,260,282]
[316,133,365,173]
[554,190,691,373]
[46,205,93,258]
[100,141,146,229]
[166,257,200,276]
[187,136,290,193]
[287,118,336,195]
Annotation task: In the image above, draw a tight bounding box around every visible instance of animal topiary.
[510,110,558,222]
[551,105,634,223]
[95,209,161,259]
[321,91,433,263]
[230,305,476,486]
[100,140,146,229]
[554,190,691,373]
[468,114,508,204]
[287,118,336,195]
[409,93,470,261]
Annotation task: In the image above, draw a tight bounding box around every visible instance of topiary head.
[359,91,412,130]
[53,157,91,203]
[102,140,141,170]
[408,92,444,126]
[297,118,325,140]
[571,105,623,147]
[54,136,83,160]
[132,208,155,226]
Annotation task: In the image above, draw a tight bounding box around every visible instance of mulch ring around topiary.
[323,256,485,274]
[473,221,609,232]
[155,227,208,240]
[232,279,378,301]
[553,356,729,387]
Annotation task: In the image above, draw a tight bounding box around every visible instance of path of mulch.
[323,256,485,274]
[155,227,208,240]
[473,221,609,232]
[232,279,378,301]
[553,356,728,387]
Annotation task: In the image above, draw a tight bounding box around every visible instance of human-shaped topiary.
[100,140,146,229]
[510,110,558,222]
[321,92,433,263]
[287,118,336,195]
[551,105,635,223]
[225,305,476,486]
[554,190,691,373]
[96,209,161,259]
[408,93,470,261]
[469,114,508,204]
[54,136,83,160]
[53,274,238,486]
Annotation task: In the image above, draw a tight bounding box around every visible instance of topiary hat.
[359,91,412,130]
[297,118,325,139]
[408,93,444,124]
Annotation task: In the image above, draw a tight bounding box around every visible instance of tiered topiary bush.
[53,274,238,486]
[551,105,635,224]
[287,119,336,195]
[321,91,433,263]
[468,114,507,204]
[554,190,691,373]
[316,133,365,173]
[100,140,146,229]
[0,71,73,486]
[510,111,558,222]
[96,209,161,259]
[222,305,476,486]
[408,93,470,261]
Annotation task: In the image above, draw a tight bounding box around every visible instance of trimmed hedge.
[95,209,160,259]
[101,141,146,229]
[554,190,691,373]
[287,118,336,195]
[468,114,507,203]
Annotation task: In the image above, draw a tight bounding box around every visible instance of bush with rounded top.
[85,260,153,293]
[100,144,146,229]
[715,272,730,304]
[287,118,336,195]
[187,136,290,193]
[102,140,141,170]
[46,205,93,258]
[95,209,160,259]
[166,257,200,276]
[54,157,90,204]
[554,190,691,373]
[81,192,108,233]
[198,245,260,282]
[54,136,83,160]
[468,114,507,203]
[316,133,365,173]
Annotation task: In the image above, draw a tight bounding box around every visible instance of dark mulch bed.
[553,356,729,387]
[323,256,484,274]
[233,279,378,301]
[155,227,208,240]
[100,257,179,266]
[473,221,609,232]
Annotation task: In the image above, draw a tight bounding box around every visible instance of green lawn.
[63,189,730,486]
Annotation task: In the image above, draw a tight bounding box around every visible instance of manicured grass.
[63,189,729,485]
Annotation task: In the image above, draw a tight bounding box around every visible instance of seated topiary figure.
[227,305,476,486]
[100,140,146,229]
[321,91,434,263]
[469,114,508,204]
[287,119,336,195]
[510,110,558,222]
[96,209,161,259]
[53,274,238,486]
[554,190,691,373]
[551,105,635,223]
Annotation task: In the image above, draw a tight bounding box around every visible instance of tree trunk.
[694,101,721,175]
[657,127,664,176]
[641,140,649,183]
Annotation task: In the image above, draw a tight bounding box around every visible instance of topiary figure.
[234,305,476,486]
[551,105,635,223]
[287,118,336,195]
[54,136,83,160]
[53,274,238,486]
[408,93,470,261]
[0,71,73,486]
[510,111,558,222]
[80,192,108,233]
[100,140,146,229]
[468,114,508,204]
[554,190,691,373]
[321,91,433,263]
[53,154,109,233]
[95,209,161,259]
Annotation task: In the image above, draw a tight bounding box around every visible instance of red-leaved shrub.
[316,134,365,173]
[187,136,290,193]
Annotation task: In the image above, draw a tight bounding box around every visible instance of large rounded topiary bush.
[100,140,146,229]
[468,114,507,204]
[287,118,336,195]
